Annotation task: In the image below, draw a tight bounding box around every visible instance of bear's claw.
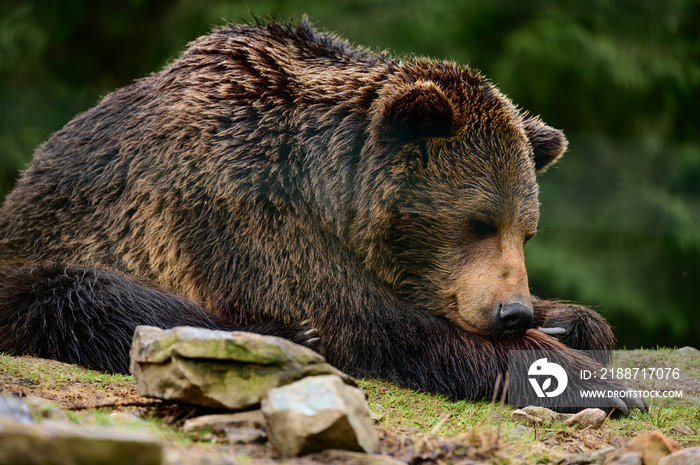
[537,326,567,335]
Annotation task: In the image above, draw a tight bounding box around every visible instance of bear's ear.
[523,117,568,173]
[383,81,457,139]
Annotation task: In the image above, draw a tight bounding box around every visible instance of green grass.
[358,377,698,462]
[357,347,700,451]
[357,378,698,442]
[358,378,514,435]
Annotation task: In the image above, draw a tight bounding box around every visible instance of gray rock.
[314,450,407,465]
[130,325,352,410]
[558,446,615,465]
[222,428,266,444]
[670,424,695,436]
[511,406,569,425]
[521,406,569,420]
[507,425,532,439]
[182,410,264,433]
[608,452,643,465]
[564,408,607,430]
[183,410,266,444]
[0,396,33,425]
[676,346,699,355]
[659,447,700,465]
[511,409,541,425]
[262,374,378,457]
[0,420,163,465]
[164,448,236,465]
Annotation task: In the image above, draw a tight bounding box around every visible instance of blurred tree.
[483,0,700,348]
[0,0,698,347]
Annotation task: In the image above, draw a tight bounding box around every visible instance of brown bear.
[0,19,643,412]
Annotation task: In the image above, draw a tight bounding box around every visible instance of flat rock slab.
[0,419,163,465]
[183,410,266,444]
[511,406,607,430]
[130,326,352,410]
[659,446,700,465]
[262,374,378,457]
[510,406,571,425]
[313,450,409,465]
[182,410,265,433]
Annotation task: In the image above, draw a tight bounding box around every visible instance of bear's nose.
[496,302,533,334]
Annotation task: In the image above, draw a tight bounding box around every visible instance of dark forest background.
[1,0,698,349]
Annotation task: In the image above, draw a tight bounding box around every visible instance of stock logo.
[528,357,568,398]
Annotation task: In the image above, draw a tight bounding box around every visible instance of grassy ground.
[358,348,699,462]
[355,349,700,438]
[1,349,698,464]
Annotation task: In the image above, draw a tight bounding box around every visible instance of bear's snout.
[494,301,533,335]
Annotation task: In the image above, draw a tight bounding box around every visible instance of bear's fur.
[0,19,642,411]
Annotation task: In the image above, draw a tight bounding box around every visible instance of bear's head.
[355,63,567,336]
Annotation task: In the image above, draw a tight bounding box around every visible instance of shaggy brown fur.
[0,19,642,412]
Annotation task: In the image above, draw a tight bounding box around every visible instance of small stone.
[608,452,643,465]
[0,396,33,425]
[610,437,631,448]
[182,410,264,433]
[507,425,531,439]
[130,325,353,410]
[314,450,408,465]
[659,447,700,465]
[670,424,695,436]
[511,409,542,425]
[262,375,378,457]
[511,406,567,425]
[369,405,385,422]
[559,446,615,465]
[564,408,607,430]
[610,432,681,465]
[0,420,163,465]
[183,411,266,444]
[224,428,266,444]
[164,448,235,465]
[521,406,569,421]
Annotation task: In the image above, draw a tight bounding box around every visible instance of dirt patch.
[0,355,144,408]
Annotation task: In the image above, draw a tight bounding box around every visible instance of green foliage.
[0,0,697,348]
